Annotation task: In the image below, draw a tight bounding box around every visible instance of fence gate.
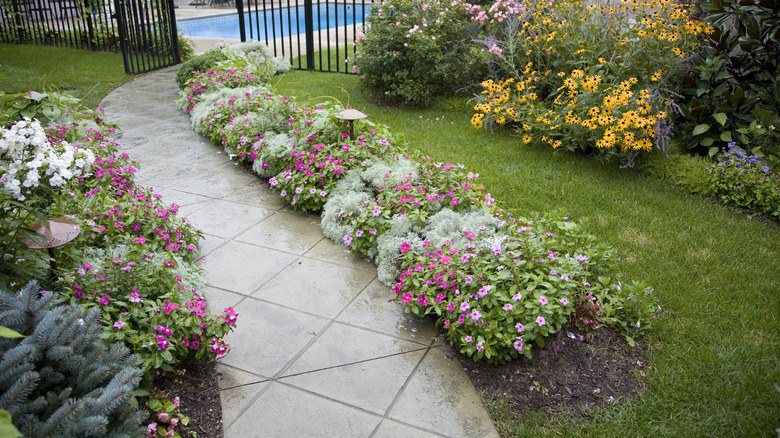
[114,0,180,75]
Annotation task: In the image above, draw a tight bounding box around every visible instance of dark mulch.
[153,360,223,438]
[454,324,648,415]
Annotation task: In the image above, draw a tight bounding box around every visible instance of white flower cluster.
[0,118,95,201]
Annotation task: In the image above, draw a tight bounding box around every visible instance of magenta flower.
[373,205,382,217]
[460,301,470,312]
[539,296,548,305]
[515,323,525,333]
[560,298,570,306]
[512,293,522,301]
[98,295,111,305]
[157,325,172,336]
[157,412,169,422]
[536,316,546,326]
[162,301,179,315]
[503,304,513,311]
[113,321,126,329]
[223,307,238,325]
[399,242,411,253]
[470,310,482,322]
[130,290,142,303]
[514,340,524,351]
[450,198,459,207]
[465,335,473,342]
[343,234,353,246]
[476,341,484,351]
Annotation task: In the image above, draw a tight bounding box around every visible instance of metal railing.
[0,0,180,75]
[235,0,372,73]
[0,0,120,51]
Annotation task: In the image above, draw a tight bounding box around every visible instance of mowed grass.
[273,71,780,437]
[0,44,129,109]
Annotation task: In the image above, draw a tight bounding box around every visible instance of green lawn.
[274,71,780,437]
[0,44,129,109]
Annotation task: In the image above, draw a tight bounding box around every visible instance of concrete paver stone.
[99,66,499,437]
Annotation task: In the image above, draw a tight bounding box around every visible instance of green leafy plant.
[0,91,86,128]
[145,391,189,438]
[355,0,488,107]
[677,0,780,165]
[703,142,780,218]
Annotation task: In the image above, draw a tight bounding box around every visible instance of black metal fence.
[234,0,372,73]
[0,0,120,50]
[0,0,180,74]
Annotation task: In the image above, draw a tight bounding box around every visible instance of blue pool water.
[178,3,371,40]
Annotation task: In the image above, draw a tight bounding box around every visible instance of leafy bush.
[175,42,291,90]
[471,0,710,165]
[677,0,780,166]
[703,142,780,218]
[355,0,489,107]
[0,282,145,437]
[175,49,229,90]
[393,213,655,363]
[0,91,86,128]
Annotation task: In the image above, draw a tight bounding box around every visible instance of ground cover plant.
[0,105,237,437]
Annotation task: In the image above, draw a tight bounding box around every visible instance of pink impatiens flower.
[113,321,126,329]
[399,242,411,253]
[536,316,546,326]
[539,296,548,305]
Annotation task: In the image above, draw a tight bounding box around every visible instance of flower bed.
[1,109,237,437]
[177,48,657,364]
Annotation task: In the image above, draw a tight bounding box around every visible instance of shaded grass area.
[274,71,780,437]
[0,44,129,109]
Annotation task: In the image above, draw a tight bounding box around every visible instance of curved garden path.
[99,67,499,437]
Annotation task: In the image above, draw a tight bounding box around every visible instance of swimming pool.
[177,2,371,40]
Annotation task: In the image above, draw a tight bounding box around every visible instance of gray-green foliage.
[234,40,292,74]
[0,282,145,438]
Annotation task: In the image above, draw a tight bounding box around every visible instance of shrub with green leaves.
[355,0,488,107]
[703,142,780,219]
[175,48,230,90]
[392,212,655,363]
[0,91,86,128]
[677,0,780,166]
[0,282,145,437]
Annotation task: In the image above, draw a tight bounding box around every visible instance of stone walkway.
[99,67,499,437]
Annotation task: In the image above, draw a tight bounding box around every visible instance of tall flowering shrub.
[355,0,489,107]
[471,0,712,165]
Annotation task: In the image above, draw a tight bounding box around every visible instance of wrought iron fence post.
[11,0,26,44]
[235,0,246,41]
[114,0,133,74]
[304,0,314,70]
[166,0,181,63]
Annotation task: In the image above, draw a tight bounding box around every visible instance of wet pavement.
[99,67,499,437]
